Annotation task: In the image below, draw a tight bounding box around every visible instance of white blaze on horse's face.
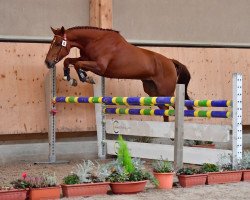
[45,35,70,68]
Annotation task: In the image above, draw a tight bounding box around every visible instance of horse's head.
[45,26,70,69]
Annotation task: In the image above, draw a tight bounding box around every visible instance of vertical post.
[45,67,56,163]
[232,73,243,168]
[174,84,185,170]
[90,0,112,158]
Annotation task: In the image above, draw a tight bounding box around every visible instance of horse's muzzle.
[45,60,55,69]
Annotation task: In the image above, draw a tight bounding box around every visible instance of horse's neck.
[67,29,102,49]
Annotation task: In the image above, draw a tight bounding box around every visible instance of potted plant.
[177,167,207,187]
[0,172,30,200]
[61,160,111,198]
[205,154,242,185]
[189,140,215,148]
[239,151,250,181]
[21,172,60,200]
[152,159,174,189]
[107,135,157,194]
[0,186,27,200]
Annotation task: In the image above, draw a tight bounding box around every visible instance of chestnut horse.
[45,26,193,121]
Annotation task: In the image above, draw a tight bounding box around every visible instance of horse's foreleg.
[75,61,104,75]
[63,58,83,86]
[74,67,95,84]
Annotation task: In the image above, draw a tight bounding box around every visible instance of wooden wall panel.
[0,43,95,135]
[106,47,250,125]
[0,43,249,135]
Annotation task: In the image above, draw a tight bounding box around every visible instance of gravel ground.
[1,160,250,200]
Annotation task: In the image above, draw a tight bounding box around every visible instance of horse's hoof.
[86,77,95,84]
[69,78,78,86]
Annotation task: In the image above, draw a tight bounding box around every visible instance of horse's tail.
[172,59,193,110]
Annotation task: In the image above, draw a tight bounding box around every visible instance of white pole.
[174,84,185,170]
[94,76,106,159]
[232,73,243,168]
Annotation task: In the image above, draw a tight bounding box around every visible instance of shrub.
[201,163,219,173]
[107,135,158,186]
[63,160,112,184]
[63,173,80,185]
[176,168,201,175]
[11,172,57,188]
[152,159,174,173]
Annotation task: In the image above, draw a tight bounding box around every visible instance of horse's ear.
[61,26,65,34]
[51,27,58,35]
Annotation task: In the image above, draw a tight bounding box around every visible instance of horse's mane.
[67,26,119,34]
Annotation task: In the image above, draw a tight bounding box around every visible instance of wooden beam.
[89,0,113,158]
[89,0,100,27]
[106,120,230,142]
[106,140,232,165]
[99,0,113,28]
[89,0,112,28]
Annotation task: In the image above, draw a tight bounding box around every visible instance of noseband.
[54,34,70,63]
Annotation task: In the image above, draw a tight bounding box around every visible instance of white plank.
[106,120,230,142]
[106,140,231,165]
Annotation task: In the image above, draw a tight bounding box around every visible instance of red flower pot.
[241,170,250,181]
[0,189,27,200]
[153,172,174,189]
[207,171,242,185]
[178,174,207,188]
[110,180,147,194]
[29,186,61,200]
[61,182,110,197]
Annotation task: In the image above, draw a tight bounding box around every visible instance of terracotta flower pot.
[241,170,250,181]
[153,172,174,189]
[61,182,110,197]
[0,189,27,200]
[207,171,242,185]
[29,186,61,200]
[177,174,207,188]
[110,180,147,194]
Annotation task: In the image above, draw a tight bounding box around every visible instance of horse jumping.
[45,26,193,120]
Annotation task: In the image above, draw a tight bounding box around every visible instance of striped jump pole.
[53,96,232,107]
[103,108,232,118]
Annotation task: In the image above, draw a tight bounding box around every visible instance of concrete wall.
[113,0,250,45]
[0,0,89,38]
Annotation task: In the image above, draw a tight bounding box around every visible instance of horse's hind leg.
[142,80,170,122]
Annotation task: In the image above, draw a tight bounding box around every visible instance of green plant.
[201,163,219,173]
[10,172,30,189]
[63,173,80,185]
[107,159,157,185]
[117,135,135,173]
[107,135,158,186]
[93,161,112,182]
[216,153,234,171]
[74,160,94,183]
[152,159,174,173]
[177,167,200,175]
[63,160,112,184]
[10,172,57,189]
[185,140,213,146]
[239,151,250,170]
